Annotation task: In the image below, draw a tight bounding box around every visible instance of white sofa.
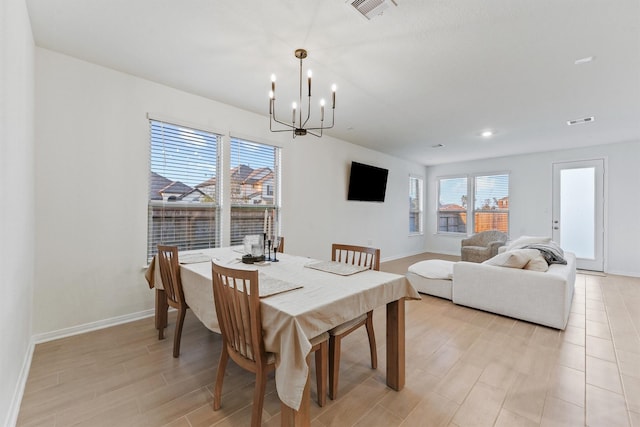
[452,252,576,330]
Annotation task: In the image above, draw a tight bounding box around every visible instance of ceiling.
[26,0,640,166]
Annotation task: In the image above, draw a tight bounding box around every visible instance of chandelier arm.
[270,101,296,130]
[270,128,298,133]
[304,109,335,131]
[271,115,295,129]
[304,124,333,132]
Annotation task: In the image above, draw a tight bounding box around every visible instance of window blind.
[473,174,509,233]
[409,176,423,234]
[148,120,220,260]
[229,137,280,246]
[437,176,468,233]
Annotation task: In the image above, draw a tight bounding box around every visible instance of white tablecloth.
[148,247,420,411]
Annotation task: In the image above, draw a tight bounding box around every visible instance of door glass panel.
[560,167,595,259]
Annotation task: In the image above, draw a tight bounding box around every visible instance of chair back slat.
[157,245,184,306]
[331,244,380,271]
[212,262,266,364]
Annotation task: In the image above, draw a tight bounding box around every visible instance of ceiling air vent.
[347,0,397,20]
[567,116,595,126]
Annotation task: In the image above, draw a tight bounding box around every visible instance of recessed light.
[431,143,444,148]
[481,130,494,138]
[574,56,595,65]
[567,116,595,126]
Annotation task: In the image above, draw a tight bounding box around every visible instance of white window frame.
[472,172,510,235]
[409,175,423,235]
[436,175,469,235]
[147,118,221,261]
[436,172,510,235]
[228,136,281,246]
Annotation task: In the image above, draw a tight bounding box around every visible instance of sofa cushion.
[408,259,454,279]
[483,249,542,269]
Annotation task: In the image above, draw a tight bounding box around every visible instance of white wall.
[425,140,640,277]
[0,0,35,425]
[33,48,427,335]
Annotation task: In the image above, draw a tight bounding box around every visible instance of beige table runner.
[304,260,369,275]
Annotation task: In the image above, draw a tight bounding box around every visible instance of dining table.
[145,246,420,426]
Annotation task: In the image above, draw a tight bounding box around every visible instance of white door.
[552,159,605,271]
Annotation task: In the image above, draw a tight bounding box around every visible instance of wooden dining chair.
[156,245,190,358]
[328,243,380,400]
[211,262,327,426]
[277,236,284,253]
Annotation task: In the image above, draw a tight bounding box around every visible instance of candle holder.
[272,236,280,262]
[267,239,272,261]
[263,233,267,257]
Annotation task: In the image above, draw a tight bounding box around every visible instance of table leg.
[280,353,311,427]
[155,288,168,337]
[386,298,406,391]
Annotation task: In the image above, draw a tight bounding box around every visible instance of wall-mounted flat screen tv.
[347,161,389,202]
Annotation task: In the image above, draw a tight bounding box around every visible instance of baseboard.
[381,249,427,263]
[605,269,640,278]
[32,309,155,344]
[4,339,35,427]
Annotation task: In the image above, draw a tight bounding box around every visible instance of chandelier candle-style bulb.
[332,84,337,109]
[269,91,274,114]
[268,48,336,138]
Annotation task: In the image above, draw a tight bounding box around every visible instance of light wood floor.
[17,253,640,426]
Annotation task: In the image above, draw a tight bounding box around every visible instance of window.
[437,176,468,233]
[148,120,220,261]
[473,174,509,233]
[409,176,423,234]
[436,173,510,235]
[229,137,280,246]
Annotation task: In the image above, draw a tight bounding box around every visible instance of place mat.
[179,253,211,264]
[257,274,303,298]
[304,260,370,276]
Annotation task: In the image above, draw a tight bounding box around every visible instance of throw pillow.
[524,254,549,272]
[483,249,541,269]
[505,235,552,251]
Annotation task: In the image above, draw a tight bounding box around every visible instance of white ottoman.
[406,259,455,300]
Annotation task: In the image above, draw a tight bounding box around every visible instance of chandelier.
[269,49,336,138]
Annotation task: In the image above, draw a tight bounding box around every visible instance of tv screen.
[347,161,389,202]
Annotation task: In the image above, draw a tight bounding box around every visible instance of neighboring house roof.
[230,164,254,183]
[149,171,193,200]
[180,188,209,202]
[244,167,272,184]
[229,164,273,185]
[151,166,271,202]
[196,176,217,188]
